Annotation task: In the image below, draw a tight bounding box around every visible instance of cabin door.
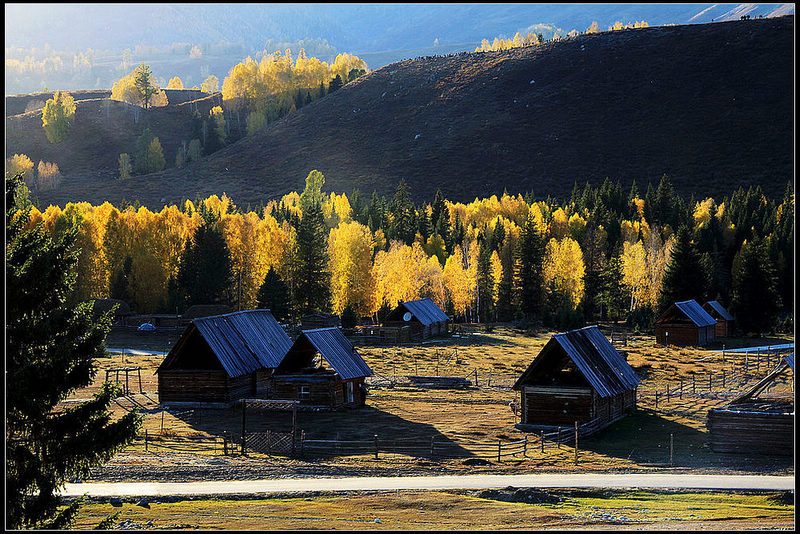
[345,382,355,404]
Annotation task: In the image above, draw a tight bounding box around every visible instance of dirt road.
[59,473,794,498]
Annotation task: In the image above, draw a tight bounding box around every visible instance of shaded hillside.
[31,17,795,207]
[6,90,222,189]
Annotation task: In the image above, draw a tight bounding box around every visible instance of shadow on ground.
[581,409,794,471]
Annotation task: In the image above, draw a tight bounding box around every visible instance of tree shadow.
[580,409,794,470]
[169,403,477,460]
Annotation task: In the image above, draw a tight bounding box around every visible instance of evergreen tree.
[730,237,780,335]
[340,304,358,329]
[6,174,141,529]
[133,63,157,108]
[109,255,133,305]
[176,209,233,306]
[657,226,711,314]
[133,128,155,175]
[256,266,291,323]
[293,170,332,315]
[389,180,416,245]
[599,255,627,321]
[476,234,495,322]
[512,214,545,318]
[328,74,343,93]
[495,237,516,321]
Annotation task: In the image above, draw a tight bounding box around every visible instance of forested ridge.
[7,16,794,209]
[12,170,793,335]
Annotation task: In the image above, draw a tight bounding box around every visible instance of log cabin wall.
[521,386,594,425]
[708,409,793,455]
[655,323,700,345]
[158,370,230,403]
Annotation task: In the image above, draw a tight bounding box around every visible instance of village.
[72,296,793,480]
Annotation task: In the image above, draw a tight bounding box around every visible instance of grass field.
[68,489,795,530]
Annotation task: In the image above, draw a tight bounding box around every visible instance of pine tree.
[133,63,157,108]
[328,74,343,93]
[293,170,332,315]
[109,255,133,305]
[6,174,141,529]
[476,234,495,322]
[730,238,780,335]
[512,214,545,318]
[599,255,628,321]
[256,266,291,323]
[176,209,233,306]
[657,226,711,314]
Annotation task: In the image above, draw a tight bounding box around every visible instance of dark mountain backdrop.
[12,16,795,207]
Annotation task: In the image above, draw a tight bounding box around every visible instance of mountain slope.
[33,17,795,207]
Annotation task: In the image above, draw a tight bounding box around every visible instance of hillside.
[18,17,796,207]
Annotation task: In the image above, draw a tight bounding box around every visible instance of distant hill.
[16,17,795,207]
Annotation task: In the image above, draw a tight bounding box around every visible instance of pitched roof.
[704,301,734,321]
[513,326,640,397]
[157,309,292,377]
[659,300,717,327]
[278,327,374,380]
[392,298,449,326]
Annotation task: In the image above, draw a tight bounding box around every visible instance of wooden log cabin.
[654,299,717,346]
[512,326,641,433]
[383,298,450,340]
[271,327,374,410]
[155,309,292,406]
[707,355,793,456]
[702,300,734,338]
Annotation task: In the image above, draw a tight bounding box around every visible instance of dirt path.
[60,473,794,498]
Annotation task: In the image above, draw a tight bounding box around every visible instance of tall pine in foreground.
[512,213,545,319]
[293,170,332,315]
[6,175,141,529]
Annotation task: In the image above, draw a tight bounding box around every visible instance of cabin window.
[299,385,310,399]
[345,382,355,404]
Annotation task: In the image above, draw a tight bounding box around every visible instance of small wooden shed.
[702,301,734,338]
[156,309,292,406]
[707,355,793,456]
[512,326,640,433]
[383,298,450,340]
[654,300,717,346]
[272,327,374,410]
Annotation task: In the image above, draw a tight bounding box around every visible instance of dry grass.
[68,489,794,530]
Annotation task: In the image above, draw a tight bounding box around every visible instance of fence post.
[523,436,528,458]
[655,390,659,410]
[541,431,545,453]
[722,370,726,389]
[145,429,148,452]
[497,440,502,462]
[474,368,478,387]
[335,432,340,457]
[709,373,712,391]
[679,378,683,399]
[574,421,578,465]
[692,374,696,394]
[670,433,674,467]
[223,432,228,456]
[430,436,435,459]
[666,383,670,402]
[374,434,379,460]
[557,427,561,448]
[241,400,247,456]
[488,369,492,387]
[300,430,305,458]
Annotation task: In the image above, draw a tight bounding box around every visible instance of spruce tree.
[730,238,780,335]
[6,175,141,529]
[176,208,233,306]
[657,226,711,314]
[256,266,291,323]
[293,170,332,315]
[512,214,545,318]
[476,234,495,323]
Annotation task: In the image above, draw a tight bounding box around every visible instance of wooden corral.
[707,355,794,456]
[655,300,717,346]
[703,301,735,338]
[383,298,450,340]
[300,313,341,329]
[156,309,292,406]
[272,327,373,410]
[512,326,640,434]
[88,298,132,323]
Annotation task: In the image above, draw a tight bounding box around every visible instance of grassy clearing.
[68,489,794,530]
